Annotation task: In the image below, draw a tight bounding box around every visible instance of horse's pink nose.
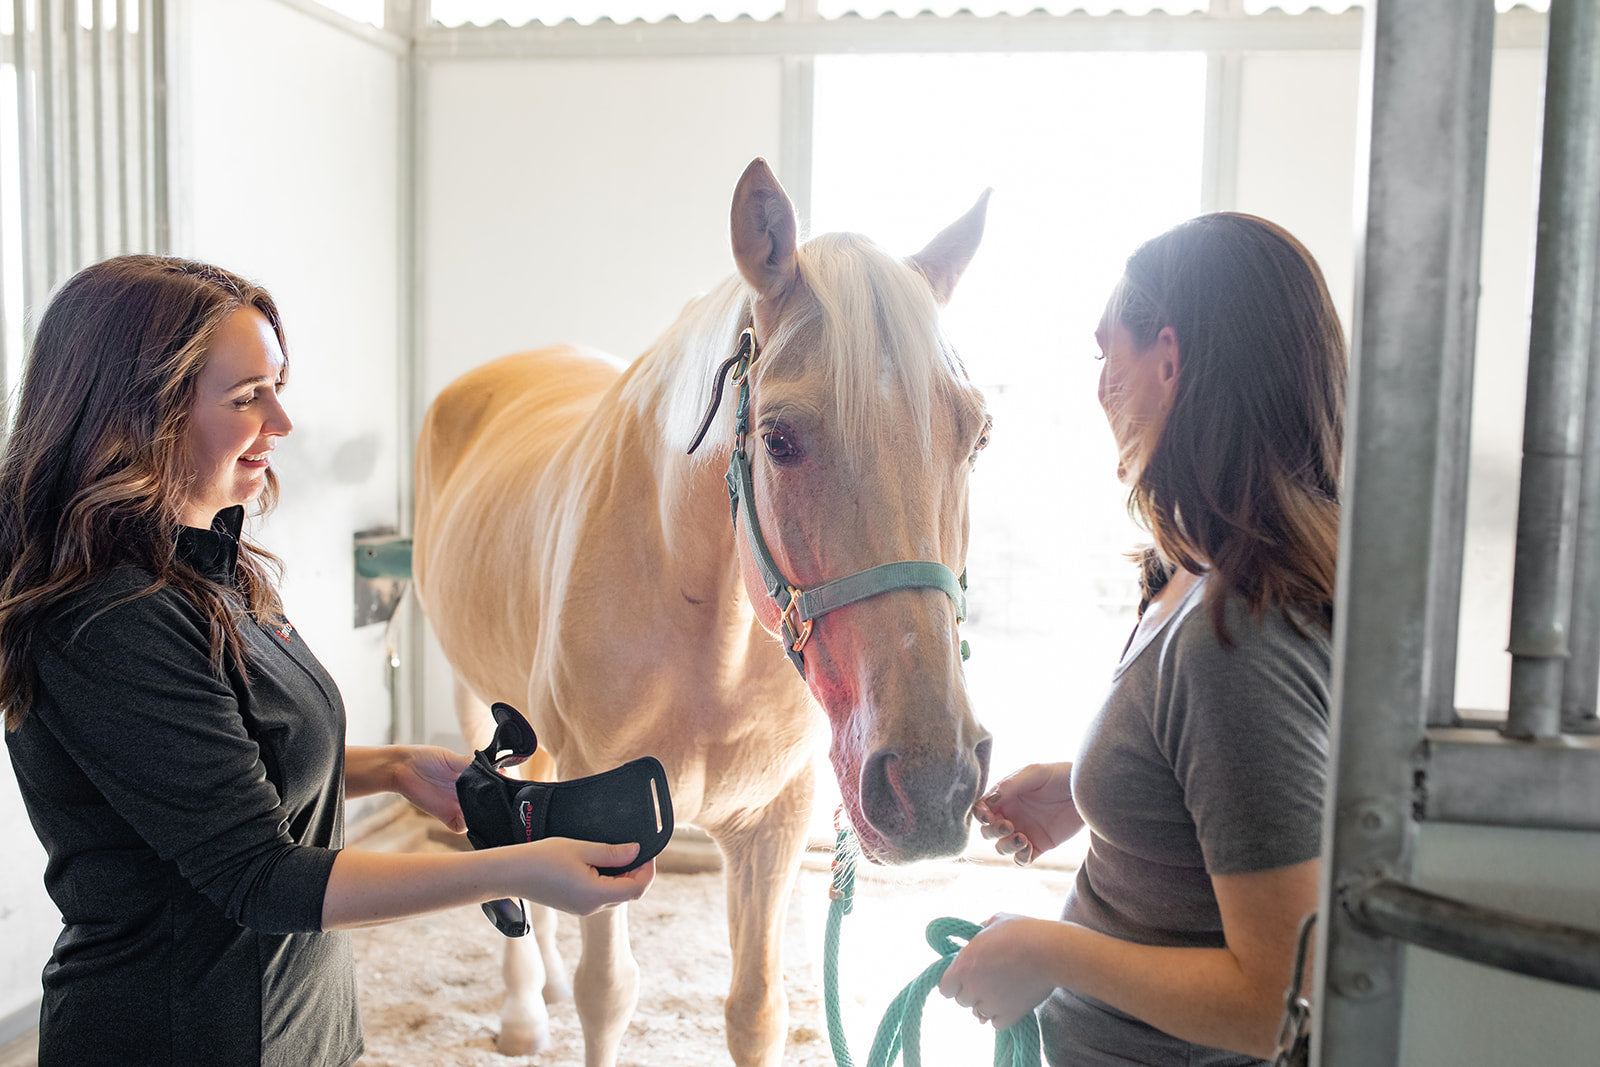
[860,734,991,861]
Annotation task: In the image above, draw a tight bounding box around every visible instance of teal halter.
[687,327,968,675]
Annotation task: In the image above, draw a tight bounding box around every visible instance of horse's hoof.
[496,1020,552,1057]
[543,975,573,1005]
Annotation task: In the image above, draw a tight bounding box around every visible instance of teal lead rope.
[824,815,860,1066]
[823,815,1043,1067]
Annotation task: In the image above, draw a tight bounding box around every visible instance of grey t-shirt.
[1040,575,1330,1066]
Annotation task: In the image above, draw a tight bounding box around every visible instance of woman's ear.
[1155,325,1181,405]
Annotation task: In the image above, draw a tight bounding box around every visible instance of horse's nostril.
[860,750,913,840]
[974,735,993,785]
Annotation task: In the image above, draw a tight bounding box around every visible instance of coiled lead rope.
[824,818,1043,1067]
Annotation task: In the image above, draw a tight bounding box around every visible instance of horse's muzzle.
[857,732,991,862]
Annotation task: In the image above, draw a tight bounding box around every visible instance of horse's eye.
[763,430,800,462]
[973,416,993,457]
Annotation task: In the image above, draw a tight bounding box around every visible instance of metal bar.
[38,0,59,286]
[62,0,79,268]
[146,0,163,251]
[115,0,128,251]
[137,0,149,251]
[14,0,44,327]
[91,0,105,259]
[411,8,1545,61]
[393,0,425,744]
[1418,727,1600,830]
[1312,2,1494,1065]
[1347,878,1600,992]
[1506,0,1600,741]
[1565,219,1600,731]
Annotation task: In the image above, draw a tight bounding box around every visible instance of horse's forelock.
[757,233,968,468]
[647,233,973,470]
[644,275,753,461]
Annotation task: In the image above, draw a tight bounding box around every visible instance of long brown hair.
[0,255,288,730]
[1113,213,1346,639]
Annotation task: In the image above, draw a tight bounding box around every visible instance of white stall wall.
[418,55,781,745]
[174,0,404,751]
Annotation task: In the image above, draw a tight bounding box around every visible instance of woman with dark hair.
[938,214,1345,1064]
[1,255,653,1066]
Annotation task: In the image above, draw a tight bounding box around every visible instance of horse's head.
[725,158,993,863]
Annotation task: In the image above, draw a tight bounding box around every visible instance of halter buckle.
[780,588,813,653]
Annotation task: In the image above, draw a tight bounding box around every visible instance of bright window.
[808,50,1207,825]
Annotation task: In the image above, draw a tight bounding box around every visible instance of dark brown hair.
[0,255,288,730]
[1114,213,1346,639]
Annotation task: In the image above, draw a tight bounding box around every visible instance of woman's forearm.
[343,745,402,799]
[321,838,652,930]
[323,848,505,929]
[1038,923,1288,1058]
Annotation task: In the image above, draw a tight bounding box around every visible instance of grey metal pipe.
[1348,878,1600,992]
[91,0,106,260]
[1566,221,1600,732]
[38,0,60,286]
[1507,0,1600,740]
[149,0,167,252]
[1313,2,1495,1064]
[116,0,130,252]
[137,0,151,251]
[14,0,43,328]
[63,0,80,269]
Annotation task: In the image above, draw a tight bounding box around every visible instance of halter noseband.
[686,327,969,675]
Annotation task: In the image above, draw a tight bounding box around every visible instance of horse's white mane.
[634,232,975,467]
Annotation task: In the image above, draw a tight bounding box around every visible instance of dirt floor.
[350,832,1076,1066]
[0,820,1077,1067]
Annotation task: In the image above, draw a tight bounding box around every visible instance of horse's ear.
[909,189,991,306]
[730,158,799,302]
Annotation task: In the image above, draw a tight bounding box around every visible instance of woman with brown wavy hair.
[1,255,652,1066]
[939,213,1344,1065]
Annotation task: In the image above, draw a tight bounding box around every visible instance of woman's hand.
[517,839,656,916]
[390,746,472,833]
[973,762,1083,865]
[938,914,1064,1031]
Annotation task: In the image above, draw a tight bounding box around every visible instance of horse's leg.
[529,899,572,1003]
[452,675,557,1056]
[716,766,815,1067]
[574,903,638,1067]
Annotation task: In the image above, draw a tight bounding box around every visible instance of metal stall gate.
[1315,0,1600,1063]
[1,0,169,399]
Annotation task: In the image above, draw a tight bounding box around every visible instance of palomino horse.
[413,159,993,1066]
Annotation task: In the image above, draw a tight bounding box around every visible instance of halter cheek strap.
[689,327,970,675]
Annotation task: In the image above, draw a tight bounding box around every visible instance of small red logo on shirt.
[276,621,294,642]
[520,800,533,842]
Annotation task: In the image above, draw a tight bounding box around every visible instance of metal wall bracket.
[353,528,413,628]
